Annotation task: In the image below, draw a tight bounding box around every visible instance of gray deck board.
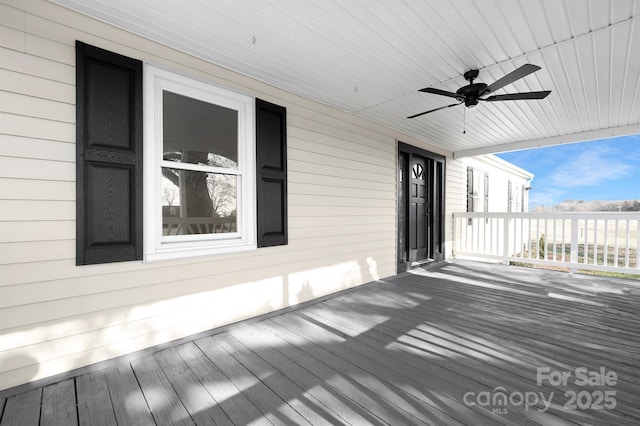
[305,298,630,425]
[104,363,155,426]
[0,388,41,426]
[154,347,232,426]
[215,333,342,426]
[175,342,269,426]
[260,318,416,426]
[76,370,117,426]
[40,379,78,426]
[130,355,194,425]
[1,260,639,425]
[229,323,386,425]
[266,315,483,426]
[196,334,309,426]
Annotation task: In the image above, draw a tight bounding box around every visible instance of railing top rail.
[164,217,235,224]
[453,211,640,219]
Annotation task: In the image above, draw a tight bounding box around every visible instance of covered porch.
[2,261,638,425]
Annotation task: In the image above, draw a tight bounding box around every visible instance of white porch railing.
[453,212,640,275]
[163,217,237,235]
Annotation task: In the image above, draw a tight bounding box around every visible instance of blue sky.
[496,134,640,208]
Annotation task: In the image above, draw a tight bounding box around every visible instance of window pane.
[162,167,237,236]
[163,91,238,168]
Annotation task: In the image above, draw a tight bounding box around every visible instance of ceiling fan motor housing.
[456,82,488,107]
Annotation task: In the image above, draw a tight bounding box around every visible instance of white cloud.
[548,146,634,188]
[500,137,640,208]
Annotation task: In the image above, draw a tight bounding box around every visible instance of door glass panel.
[412,163,424,180]
[398,153,407,265]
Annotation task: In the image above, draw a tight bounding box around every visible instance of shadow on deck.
[1,260,639,425]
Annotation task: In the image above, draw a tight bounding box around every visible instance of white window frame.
[143,64,256,261]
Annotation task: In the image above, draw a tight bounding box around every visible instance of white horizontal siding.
[0,70,75,104]
[0,135,75,162]
[0,26,24,51]
[0,0,410,391]
[0,92,75,123]
[0,220,75,242]
[444,159,468,258]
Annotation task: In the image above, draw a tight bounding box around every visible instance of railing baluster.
[452,212,638,273]
[490,217,495,255]
[483,214,487,254]
[512,217,516,257]
[474,216,477,253]
[625,219,630,269]
[570,218,578,267]
[603,219,608,267]
[561,218,566,263]
[536,218,540,260]
[594,219,598,265]
[528,217,533,259]
[520,216,524,258]
[614,219,619,267]
[636,219,640,269]
[468,216,472,253]
[503,216,510,264]
[584,219,589,266]
[544,218,548,260]
[552,217,557,261]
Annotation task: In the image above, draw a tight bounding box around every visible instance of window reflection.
[162,91,238,168]
[162,168,237,235]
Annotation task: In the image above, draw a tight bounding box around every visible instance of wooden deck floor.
[1,261,639,425]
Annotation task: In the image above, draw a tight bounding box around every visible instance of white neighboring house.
[447,154,534,261]
[460,154,533,215]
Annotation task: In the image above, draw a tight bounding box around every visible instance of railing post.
[570,218,578,272]
[503,217,510,266]
[452,213,457,258]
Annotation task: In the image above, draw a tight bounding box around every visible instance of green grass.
[510,242,639,280]
[508,261,640,280]
[577,270,640,280]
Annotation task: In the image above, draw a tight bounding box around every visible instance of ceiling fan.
[408,64,551,119]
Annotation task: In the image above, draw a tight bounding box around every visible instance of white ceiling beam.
[452,123,640,158]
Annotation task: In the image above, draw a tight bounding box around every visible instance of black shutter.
[256,98,288,247]
[484,172,489,212]
[76,41,143,265]
[466,167,474,212]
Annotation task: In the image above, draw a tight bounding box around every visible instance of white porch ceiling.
[54,0,640,157]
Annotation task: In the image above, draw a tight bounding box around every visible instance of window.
[144,65,256,261]
[76,42,287,265]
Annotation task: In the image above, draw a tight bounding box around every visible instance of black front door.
[409,155,429,263]
[398,143,445,272]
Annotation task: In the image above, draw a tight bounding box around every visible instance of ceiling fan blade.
[483,91,551,102]
[484,64,541,94]
[407,102,462,119]
[419,87,460,99]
